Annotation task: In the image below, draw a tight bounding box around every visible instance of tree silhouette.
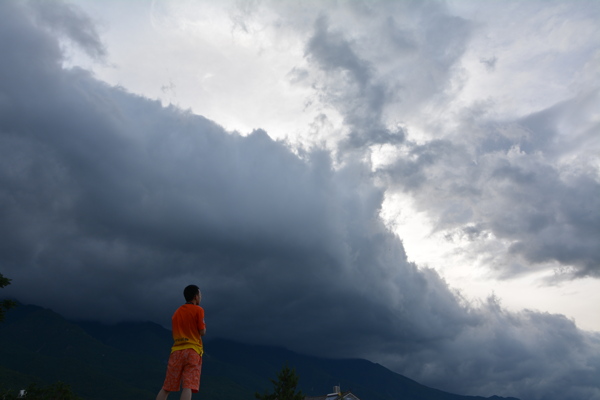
[0,273,17,323]
[255,363,304,400]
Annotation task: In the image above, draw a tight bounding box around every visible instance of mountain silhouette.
[0,303,520,400]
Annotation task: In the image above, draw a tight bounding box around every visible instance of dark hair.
[183,285,200,302]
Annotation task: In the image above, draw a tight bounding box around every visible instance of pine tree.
[255,363,304,400]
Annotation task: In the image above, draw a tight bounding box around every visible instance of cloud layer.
[1,2,599,400]
[284,0,600,281]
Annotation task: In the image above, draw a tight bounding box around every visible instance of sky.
[0,1,599,399]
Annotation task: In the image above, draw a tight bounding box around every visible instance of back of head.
[183,285,200,302]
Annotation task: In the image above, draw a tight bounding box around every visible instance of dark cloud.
[304,15,404,150]
[480,56,498,71]
[29,0,106,60]
[342,2,600,281]
[1,2,599,400]
[299,1,472,153]
[301,0,600,281]
[379,100,600,280]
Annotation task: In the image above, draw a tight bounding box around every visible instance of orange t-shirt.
[171,304,206,355]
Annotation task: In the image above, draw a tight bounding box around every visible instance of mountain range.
[0,302,520,400]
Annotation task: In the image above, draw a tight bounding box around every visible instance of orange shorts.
[162,348,202,393]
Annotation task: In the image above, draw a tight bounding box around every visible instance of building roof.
[305,391,360,400]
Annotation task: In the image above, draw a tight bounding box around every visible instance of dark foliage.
[255,364,304,400]
[0,274,17,323]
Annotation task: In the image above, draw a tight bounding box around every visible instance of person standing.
[157,285,206,400]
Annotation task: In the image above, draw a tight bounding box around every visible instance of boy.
[157,285,206,400]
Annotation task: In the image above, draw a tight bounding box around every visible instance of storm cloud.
[1,2,599,400]
[290,0,600,280]
[378,87,600,280]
